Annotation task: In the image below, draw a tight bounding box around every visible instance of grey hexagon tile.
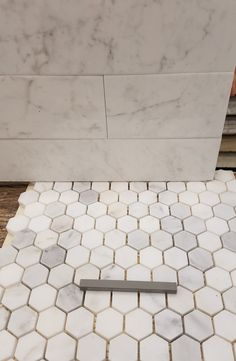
[81,229,103,249]
[168,286,194,315]
[184,310,213,341]
[96,308,123,339]
[34,182,53,193]
[203,335,234,361]
[0,263,24,287]
[59,190,79,204]
[164,247,188,270]
[92,181,109,192]
[140,247,162,269]
[84,291,110,313]
[223,287,236,313]
[100,264,125,280]
[51,215,73,233]
[227,179,236,192]
[174,231,197,251]
[39,190,59,204]
[148,182,166,193]
[170,203,191,219]
[213,248,236,271]
[205,267,232,292]
[11,229,36,250]
[129,202,148,218]
[139,190,157,205]
[140,215,160,233]
[171,335,201,361]
[229,217,236,231]
[213,203,235,220]
[125,309,152,340]
[150,202,169,219]
[215,169,235,182]
[119,190,137,204]
[189,248,213,271]
[7,215,29,234]
[74,214,94,232]
[220,191,236,206]
[15,331,46,361]
[66,307,94,338]
[90,245,113,268]
[0,245,17,267]
[207,180,227,193]
[108,202,127,218]
[48,264,74,289]
[54,182,72,192]
[66,202,86,218]
[45,332,76,361]
[100,190,118,204]
[184,216,206,235]
[214,310,236,341]
[24,202,45,218]
[58,229,81,249]
[16,245,41,268]
[79,190,98,205]
[8,306,37,337]
[105,229,126,249]
[130,181,147,192]
[195,287,223,316]
[77,333,106,361]
[197,231,222,252]
[0,330,17,360]
[111,182,128,192]
[34,229,58,249]
[29,284,57,311]
[140,292,166,314]
[155,309,183,341]
[158,190,177,205]
[127,264,151,281]
[117,215,137,233]
[66,245,89,268]
[161,216,182,234]
[44,201,66,218]
[87,202,107,218]
[127,230,149,250]
[187,181,206,193]
[41,245,65,268]
[36,306,66,338]
[22,263,49,288]
[179,191,198,205]
[221,231,236,252]
[151,230,173,250]
[109,334,138,361]
[2,284,30,311]
[56,284,83,312]
[140,334,169,361]
[28,215,51,233]
[74,264,100,285]
[152,265,177,283]
[178,266,204,292]
[115,246,137,269]
[18,190,39,206]
[0,307,10,331]
[192,203,213,220]
[168,181,186,193]
[73,181,91,192]
[199,191,220,206]
[206,217,229,235]
[96,215,116,232]
[112,292,137,314]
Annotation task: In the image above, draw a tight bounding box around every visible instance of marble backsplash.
[0,0,235,180]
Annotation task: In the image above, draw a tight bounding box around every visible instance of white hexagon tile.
[1,170,236,361]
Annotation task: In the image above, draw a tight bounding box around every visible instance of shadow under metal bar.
[79,279,177,294]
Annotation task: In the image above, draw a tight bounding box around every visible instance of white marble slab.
[0,0,235,75]
[105,73,232,138]
[0,76,106,139]
[0,138,220,181]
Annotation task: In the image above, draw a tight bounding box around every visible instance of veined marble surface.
[0,76,106,139]
[0,0,235,75]
[105,73,232,139]
[0,138,220,181]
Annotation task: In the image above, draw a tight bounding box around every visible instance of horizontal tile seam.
[0,72,233,78]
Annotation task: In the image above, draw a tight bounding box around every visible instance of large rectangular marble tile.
[0,76,106,139]
[104,73,232,139]
[0,138,220,181]
[0,0,235,75]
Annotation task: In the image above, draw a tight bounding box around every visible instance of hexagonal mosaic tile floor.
[1,170,236,361]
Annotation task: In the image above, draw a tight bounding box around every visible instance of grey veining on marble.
[0,138,220,181]
[0,0,235,74]
[0,76,106,139]
[105,73,232,138]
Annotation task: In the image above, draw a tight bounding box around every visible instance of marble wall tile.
[0,138,220,181]
[0,0,235,75]
[0,76,106,139]
[104,73,232,138]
